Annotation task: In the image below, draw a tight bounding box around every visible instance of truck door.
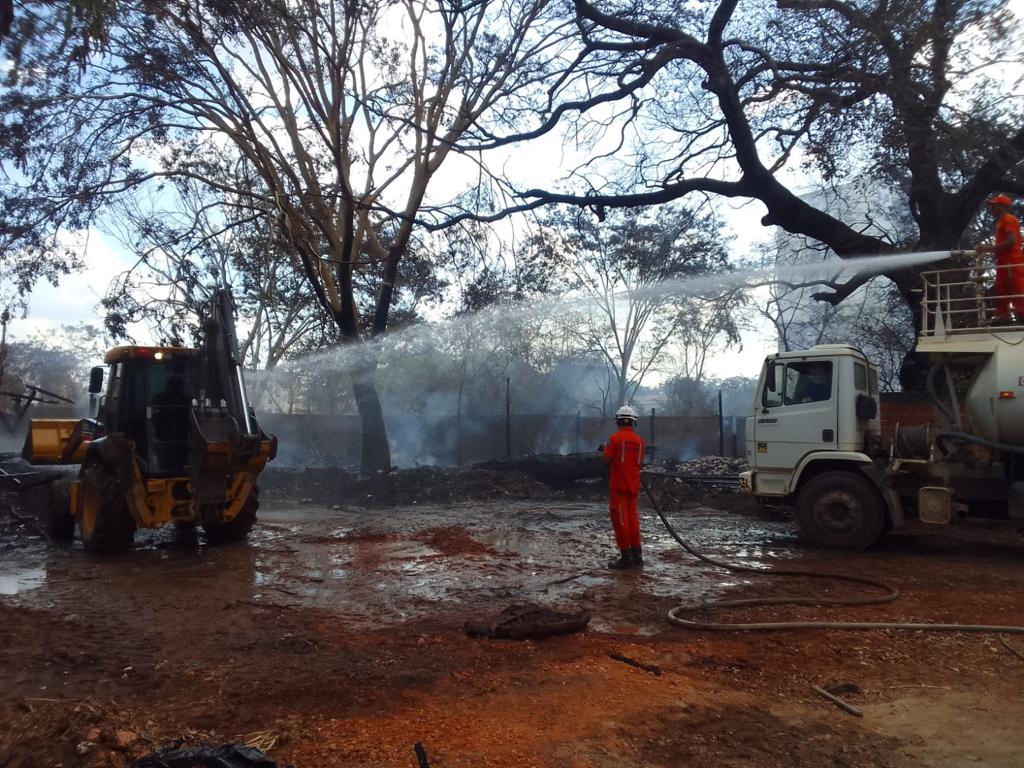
[753,359,839,472]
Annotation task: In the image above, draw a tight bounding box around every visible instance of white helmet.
[615,404,638,423]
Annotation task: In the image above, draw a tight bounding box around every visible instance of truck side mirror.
[766,363,777,392]
[88,366,105,394]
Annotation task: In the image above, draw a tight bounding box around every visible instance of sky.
[12,230,133,341]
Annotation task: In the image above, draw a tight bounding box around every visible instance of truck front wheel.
[797,471,884,550]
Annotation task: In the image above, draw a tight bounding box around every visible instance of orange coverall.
[993,212,1024,317]
[602,426,645,550]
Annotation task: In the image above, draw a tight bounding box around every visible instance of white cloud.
[10,228,137,343]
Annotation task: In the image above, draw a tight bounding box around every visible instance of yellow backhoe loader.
[21,288,276,552]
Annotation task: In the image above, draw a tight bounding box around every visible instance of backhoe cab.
[23,289,276,552]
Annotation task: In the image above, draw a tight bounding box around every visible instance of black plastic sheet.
[128,744,290,768]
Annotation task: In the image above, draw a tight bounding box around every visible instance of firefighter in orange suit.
[601,404,646,570]
[976,194,1024,321]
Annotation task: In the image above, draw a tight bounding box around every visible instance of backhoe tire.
[797,471,885,551]
[78,463,136,553]
[203,487,258,544]
[46,481,75,540]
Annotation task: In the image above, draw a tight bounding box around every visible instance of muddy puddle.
[1,500,800,634]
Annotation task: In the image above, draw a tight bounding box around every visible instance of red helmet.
[986,194,1012,206]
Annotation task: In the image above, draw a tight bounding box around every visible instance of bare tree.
[1,0,575,471]
[748,237,848,353]
[99,176,334,366]
[672,292,745,383]
[745,178,917,384]
[534,204,736,408]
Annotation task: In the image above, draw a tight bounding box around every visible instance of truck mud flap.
[857,463,902,528]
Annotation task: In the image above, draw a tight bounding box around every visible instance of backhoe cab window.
[762,360,833,408]
[116,357,199,443]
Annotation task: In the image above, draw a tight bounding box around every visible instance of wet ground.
[2,492,1024,767]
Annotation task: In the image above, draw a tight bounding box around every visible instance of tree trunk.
[352,366,391,474]
[456,377,465,467]
[616,365,628,408]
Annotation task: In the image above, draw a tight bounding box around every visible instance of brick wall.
[879,393,938,446]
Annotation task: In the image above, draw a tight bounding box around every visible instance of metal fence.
[259,411,746,469]
[2,405,747,469]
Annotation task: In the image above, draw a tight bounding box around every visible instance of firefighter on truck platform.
[976,193,1024,322]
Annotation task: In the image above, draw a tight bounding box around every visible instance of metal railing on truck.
[920,261,1024,337]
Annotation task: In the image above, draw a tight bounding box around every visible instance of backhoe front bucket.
[22,419,93,464]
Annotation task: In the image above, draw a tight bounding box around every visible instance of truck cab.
[739,261,1024,550]
[740,345,895,549]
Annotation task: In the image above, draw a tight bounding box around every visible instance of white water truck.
[740,258,1024,549]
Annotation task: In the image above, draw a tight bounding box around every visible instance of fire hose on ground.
[640,476,1024,634]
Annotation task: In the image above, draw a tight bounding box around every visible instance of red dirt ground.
[1,486,1023,767]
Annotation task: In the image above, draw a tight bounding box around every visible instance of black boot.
[630,545,644,568]
[608,549,633,570]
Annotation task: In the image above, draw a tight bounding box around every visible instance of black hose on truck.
[936,431,1024,457]
[926,363,961,429]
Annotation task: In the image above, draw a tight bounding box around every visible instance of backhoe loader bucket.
[22,419,92,464]
[190,404,240,519]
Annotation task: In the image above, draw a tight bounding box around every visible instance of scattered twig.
[609,652,662,676]
[542,571,594,588]
[232,730,281,752]
[887,684,951,690]
[234,599,301,613]
[810,684,863,717]
[1000,635,1024,662]
[414,742,430,768]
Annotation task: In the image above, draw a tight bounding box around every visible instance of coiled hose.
[642,477,1024,634]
